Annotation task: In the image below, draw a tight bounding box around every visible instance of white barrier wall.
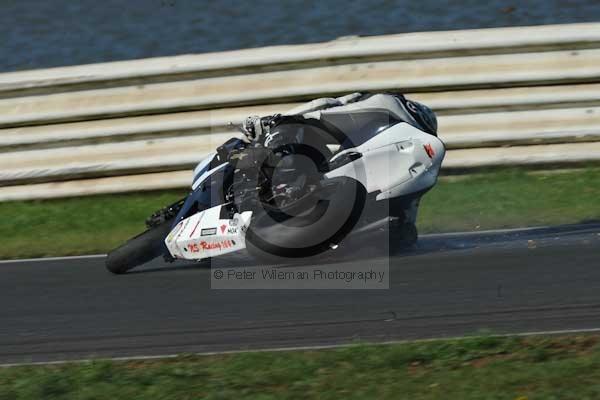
[0,23,599,201]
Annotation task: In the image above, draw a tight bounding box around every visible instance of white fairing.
[325,122,445,200]
[166,93,445,261]
[165,205,252,260]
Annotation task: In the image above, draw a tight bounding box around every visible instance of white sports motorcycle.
[106,93,445,274]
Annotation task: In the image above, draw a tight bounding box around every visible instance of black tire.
[105,222,173,274]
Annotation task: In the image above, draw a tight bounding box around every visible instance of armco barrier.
[0,23,599,201]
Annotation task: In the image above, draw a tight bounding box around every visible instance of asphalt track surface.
[1,223,599,365]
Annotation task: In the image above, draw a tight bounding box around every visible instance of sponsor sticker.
[187,239,237,253]
[220,224,227,234]
[423,143,435,158]
[201,227,217,236]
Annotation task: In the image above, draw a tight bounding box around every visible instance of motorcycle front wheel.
[105,221,172,274]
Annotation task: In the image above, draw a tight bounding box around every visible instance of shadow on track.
[127,221,600,275]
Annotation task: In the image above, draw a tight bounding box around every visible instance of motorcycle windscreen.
[172,163,234,229]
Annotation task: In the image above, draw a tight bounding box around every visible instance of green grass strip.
[1,334,600,399]
[0,167,598,259]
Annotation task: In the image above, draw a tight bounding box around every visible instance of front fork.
[145,198,186,228]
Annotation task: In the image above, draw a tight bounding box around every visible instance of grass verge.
[2,334,600,399]
[0,167,599,259]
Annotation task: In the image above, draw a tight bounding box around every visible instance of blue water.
[2,0,600,73]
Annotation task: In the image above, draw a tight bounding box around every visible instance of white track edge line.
[0,254,106,264]
[3,326,600,368]
[2,223,597,265]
